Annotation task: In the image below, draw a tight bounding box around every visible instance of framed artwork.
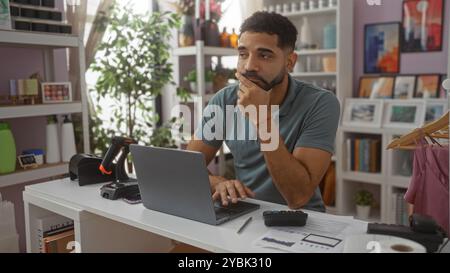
[414,74,440,98]
[42,82,73,104]
[424,99,447,124]
[384,100,426,129]
[393,75,416,99]
[0,0,11,30]
[364,22,401,74]
[17,154,38,169]
[402,0,445,53]
[343,99,384,128]
[359,76,395,98]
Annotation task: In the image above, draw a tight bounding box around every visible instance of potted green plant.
[184,69,215,93]
[90,7,187,158]
[355,190,374,220]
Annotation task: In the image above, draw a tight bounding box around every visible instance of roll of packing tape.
[343,234,426,253]
[377,237,426,253]
[442,78,450,91]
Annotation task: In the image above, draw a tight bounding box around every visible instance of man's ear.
[287,52,298,73]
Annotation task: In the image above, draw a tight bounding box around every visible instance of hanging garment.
[405,143,449,235]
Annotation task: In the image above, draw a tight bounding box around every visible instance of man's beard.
[242,68,286,91]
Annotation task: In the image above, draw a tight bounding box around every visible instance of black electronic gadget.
[263,210,308,227]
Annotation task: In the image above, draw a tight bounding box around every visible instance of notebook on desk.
[130,145,260,226]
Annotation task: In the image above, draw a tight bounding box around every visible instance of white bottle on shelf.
[45,115,61,164]
[300,17,313,49]
[61,115,77,163]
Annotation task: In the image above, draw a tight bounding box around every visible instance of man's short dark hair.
[239,12,298,51]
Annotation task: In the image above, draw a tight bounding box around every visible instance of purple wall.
[354,0,450,94]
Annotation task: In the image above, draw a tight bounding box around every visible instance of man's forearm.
[261,135,316,209]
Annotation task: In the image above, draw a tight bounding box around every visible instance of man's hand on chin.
[235,73,271,127]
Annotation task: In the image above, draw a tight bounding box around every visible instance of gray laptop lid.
[130,145,217,225]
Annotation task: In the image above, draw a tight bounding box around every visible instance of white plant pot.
[356,205,371,220]
[189,82,213,93]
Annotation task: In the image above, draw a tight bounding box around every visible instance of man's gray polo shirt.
[195,76,341,212]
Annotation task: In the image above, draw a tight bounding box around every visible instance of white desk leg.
[75,211,174,253]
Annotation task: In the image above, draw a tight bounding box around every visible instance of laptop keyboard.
[214,201,259,219]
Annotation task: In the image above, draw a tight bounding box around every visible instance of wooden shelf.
[342,171,385,185]
[389,175,411,189]
[10,2,59,12]
[173,46,238,57]
[0,163,69,188]
[0,29,79,48]
[282,7,338,17]
[296,49,337,55]
[291,72,337,77]
[0,102,83,119]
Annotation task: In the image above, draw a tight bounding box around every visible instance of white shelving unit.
[172,41,238,175]
[0,29,90,188]
[263,0,354,213]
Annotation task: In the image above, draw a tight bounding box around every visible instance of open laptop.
[130,145,260,226]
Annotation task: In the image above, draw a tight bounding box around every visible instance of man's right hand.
[210,176,256,206]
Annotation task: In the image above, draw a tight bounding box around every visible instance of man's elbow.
[286,190,316,210]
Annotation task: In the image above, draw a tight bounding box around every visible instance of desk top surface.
[24,178,367,253]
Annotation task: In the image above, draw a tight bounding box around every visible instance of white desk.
[23,178,367,253]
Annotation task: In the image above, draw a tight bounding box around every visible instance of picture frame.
[424,99,448,125]
[383,100,426,129]
[364,22,401,74]
[17,154,38,169]
[42,82,73,104]
[393,75,416,99]
[359,76,395,98]
[343,99,384,128]
[402,0,445,53]
[0,0,11,30]
[414,74,440,98]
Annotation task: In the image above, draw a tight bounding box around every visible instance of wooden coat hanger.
[387,111,449,150]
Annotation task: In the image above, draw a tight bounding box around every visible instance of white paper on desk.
[253,215,367,253]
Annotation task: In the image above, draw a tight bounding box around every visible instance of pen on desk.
[237,217,252,234]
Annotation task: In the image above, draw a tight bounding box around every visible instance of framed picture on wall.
[0,0,11,30]
[414,74,440,98]
[343,99,384,128]
[424,99,448,124]
[393,75,416,99]
[384,100,426,129]
[364,22,401,74]
[359,76,395,98]
[402,0,445,53]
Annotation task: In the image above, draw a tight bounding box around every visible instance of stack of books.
[36,214,75,253]
[0,193,19,253]
[392,191,410,226]
[346,137,381,173]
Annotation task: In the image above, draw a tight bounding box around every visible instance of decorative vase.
[204,19,221,47]
[179,15,195,47]
[300,17,313,49]
[356,205,371,220]
[323,23,337,49]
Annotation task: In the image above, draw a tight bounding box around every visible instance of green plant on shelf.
[355,190,374,207]
[184,69,215,83]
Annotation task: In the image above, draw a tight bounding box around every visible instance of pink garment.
[405,144,449,235]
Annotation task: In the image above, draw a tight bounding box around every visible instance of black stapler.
[69,154,115,186]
